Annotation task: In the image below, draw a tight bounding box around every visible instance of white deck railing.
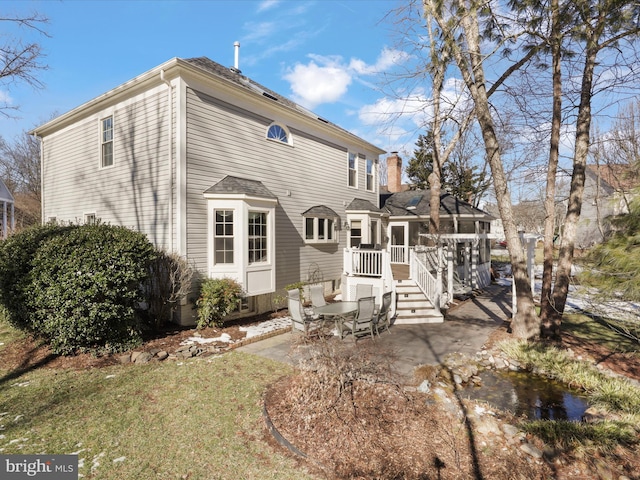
[343,248,384,277]
[390,245,406,263]
[409,249,441,310]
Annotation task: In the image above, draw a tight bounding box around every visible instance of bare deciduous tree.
[0,11,49,116]
[0,131,41,227]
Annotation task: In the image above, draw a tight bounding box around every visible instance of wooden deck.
[391,264,410,280]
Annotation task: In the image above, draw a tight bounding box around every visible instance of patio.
[238,283,511,380]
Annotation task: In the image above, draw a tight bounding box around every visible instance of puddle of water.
[461,370,589,421]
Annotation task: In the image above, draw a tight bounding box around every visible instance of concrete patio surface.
[237,283,512,380]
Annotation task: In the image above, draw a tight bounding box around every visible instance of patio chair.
[373,291,392,336]
[288,296,322,337]
[309,284,327,308]
[339,296,375,341]
[355,283,373,300]
[287,288,300,300]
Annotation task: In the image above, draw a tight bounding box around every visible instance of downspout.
[160,69,174,251]
[32,132,44,225]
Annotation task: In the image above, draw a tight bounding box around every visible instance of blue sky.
[1,0,424,158]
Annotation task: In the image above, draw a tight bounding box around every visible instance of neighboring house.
[577,164,638,249]
[0,178,15,239]
[31,56,385,324]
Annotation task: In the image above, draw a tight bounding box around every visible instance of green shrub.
[28,224,157,354]
[0,224,71,332]
[196,278,242,329]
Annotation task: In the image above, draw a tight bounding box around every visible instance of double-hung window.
[366,158,374,191]
[248,211,268,263]
[350,220,362,247]
[214,210,234,264]
[348,152,357,187]
[101,116,114,167]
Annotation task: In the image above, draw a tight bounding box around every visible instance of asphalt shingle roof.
[345,198,382,212]
[382,190,494,218]
[302,205,339,217]
[203,175,277,199]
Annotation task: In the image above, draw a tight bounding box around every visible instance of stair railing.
[409,248,442,310]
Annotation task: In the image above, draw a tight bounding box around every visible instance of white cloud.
[257,0,280,13]
[349,48,410,75]
[283,48,411,109]
[358,93,430,129]
[241,21,277,42]
[0,90,13,105]
[284,58,352,108]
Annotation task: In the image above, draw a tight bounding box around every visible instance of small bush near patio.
[196,277,243,328]
[28,224,157,354]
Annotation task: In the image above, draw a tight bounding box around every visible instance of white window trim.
[205,195,277,296]
[348,152,358,188]
[265,122,293,146]
[100,114,115,169]
[84,213,97,225]
[213,209,236,266]
[365,158,375,192]
[303,216,338,244]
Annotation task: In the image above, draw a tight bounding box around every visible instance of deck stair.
[393,279,444,324]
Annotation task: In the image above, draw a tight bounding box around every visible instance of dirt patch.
[0,310,289,372]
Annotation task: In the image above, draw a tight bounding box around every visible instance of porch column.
[2,201,6,238]
[471,239,479,289]
[447,243,454,304]
[463,242,470,287]
[527,238,535,296]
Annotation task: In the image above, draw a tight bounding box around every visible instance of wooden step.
[393,280,444,324]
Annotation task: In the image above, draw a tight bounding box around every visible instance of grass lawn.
[0,340,317,479]
[563,312,640,354]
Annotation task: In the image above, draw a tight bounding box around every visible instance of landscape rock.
[117,353,131,364]
[156,351,169,361]
[133,352,153,364]
[520,442,543,459]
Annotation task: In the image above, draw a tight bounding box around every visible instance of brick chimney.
[386,152,402,193]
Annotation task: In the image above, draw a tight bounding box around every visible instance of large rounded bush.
[0,224,71,332]
[29,224,157,354]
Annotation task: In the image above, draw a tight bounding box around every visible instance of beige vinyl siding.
[42,90,172,249]
[185,87,379,289]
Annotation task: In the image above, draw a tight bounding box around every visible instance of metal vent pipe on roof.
[234,41,240,71]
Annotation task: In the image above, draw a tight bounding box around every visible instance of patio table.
[314,301,359,335]
[314,301,359,318]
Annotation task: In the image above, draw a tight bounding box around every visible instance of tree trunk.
[428,171,441,236]
[540,0,562,339]
[548,31,600,327]
[454,0,540,339]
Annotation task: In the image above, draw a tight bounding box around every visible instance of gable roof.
[345,198,382,213]
[381,190,494,219]
[586,164,638,193]
[31,56,386,157]
[203,175,277,199]
[0,178,14,203]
